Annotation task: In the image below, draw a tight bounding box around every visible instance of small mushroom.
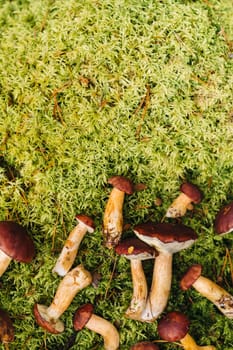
[103,175,134,248]
[130,341,160,350]
[0,221,35,277]
[134,222,197,322]
[34,264,92,334]
[214,201,233,235]
[165,182,203,218]
[0,309,14,344]
[73,303,119,350]
[53,214,95,276]
[115,237,158,320]
[158,311,216,350]
[180,264,233,319]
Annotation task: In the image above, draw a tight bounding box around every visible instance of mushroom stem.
[0,250,12,277]
[181,333,216,350]
[125,259,148,320]
[141,252,172,322]
[192,276,233,319]
[85,313,119,350]
[166,193,192,218]
[103,188,125,248]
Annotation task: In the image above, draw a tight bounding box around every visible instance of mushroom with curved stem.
[52,214,95,276]
[33,264,92,334]
[165,182,203,218]
[115,237,158,320]
[73,303,120,350]
[133,222,197,322]
[130,341,160,350]
[103,175,134,249]
[180,264,233,319]
[158,311,216,350]
[0,221,35,277]
[214,201,233,235]
[0,309,14,347]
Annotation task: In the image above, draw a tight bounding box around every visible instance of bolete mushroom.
[115,237,158,320]
[166,182,203,218]
[53,214,95,276]
[73,303,119,350]
[0,309,14,344]
[158,311,216,350]
[103,175,134,249]
[180,264,233,319]
[34,264,92,334]
[134,222,197,322]
[0,221,35,277]
[130,341,160,350]
[214,201,233,235]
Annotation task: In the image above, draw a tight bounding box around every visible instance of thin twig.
[104,255,118,300]
[135,84,151,140]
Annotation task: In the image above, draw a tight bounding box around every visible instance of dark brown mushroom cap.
[0,221,35,262]
[33,304,62,334]
[115,237,158,260]
[0,309,14,343]
[158,311,190,342]
[180,264,203,290]
[180,182,202,204]
[73,303,94,331]
[214,201,233,235]
[108,175,134,195]
[75,214,95,232]
[131,341,160,350]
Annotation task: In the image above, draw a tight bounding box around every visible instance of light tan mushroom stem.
[103,188,124,248]
[166,193,192,218]
[125,259,148,320]
[85,313,119,350]
[53,222,93,276]
[0,250,12,277]
[180,333,216,350]
[192,276,233,319]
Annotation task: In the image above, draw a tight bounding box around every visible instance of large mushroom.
[73,303,119,350]
[133,222,197,322]
[115,237,158,320]
[34,264,92,334]
[0,221,35,277]
[130,341,160,350]
[166,182,203,218]
[103,175,134,249]
[0,309,14,345]
[158,311,216,350]
[53,214,95,276]
[214,201,233,235]
[180,264,233,319]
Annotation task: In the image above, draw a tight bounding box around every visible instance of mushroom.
[73,303,119,350]
[115,237,158,320]
[103,175,134,249]
[158,311,216,350]
[130,341,160,350]
[52,214,95,276]
[0,309,14,345]
[180,264,233,319]
[0,221,35,277]
[214,201,233,235]
[133,222,197,322]
[165,182,203,218]
[34,264,92,334]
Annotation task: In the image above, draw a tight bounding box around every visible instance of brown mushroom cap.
[75,214,95,233]
[131,341,160,350]
[115,237,158,260]
[180,264,203,290]
[0,309,14,343]
[108,175,134,195]
[0,221,35,262]
[180,182,203,204]
[158,311,190,342]
[33,304,63,334]
[214,201,233,235]
[73,303,94,331]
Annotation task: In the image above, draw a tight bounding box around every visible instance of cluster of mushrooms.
[0,175,232,349]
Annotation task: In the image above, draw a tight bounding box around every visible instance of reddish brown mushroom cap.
[180,264,203,291]
[131,341,160,350]
[75,214,95,232]
[73,303,94,331]
[115,237,158,260]
[108,175,134,195]
[0,309,14,343]
[158,311,190,342]
[33,304,62,334]
[0,221,35,263]
[180,182,203,204]
[214,201,233,235]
